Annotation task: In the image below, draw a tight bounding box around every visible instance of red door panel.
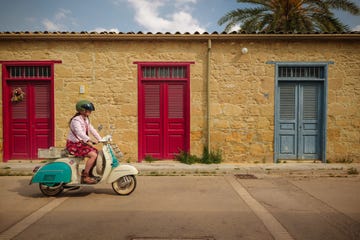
[145,134,161,156]
[166,84,185,158]
[9,83,29,158]
[143,84,162,158]
[32,83,52,157]
[11,133,29,158]
[8,81,52,159]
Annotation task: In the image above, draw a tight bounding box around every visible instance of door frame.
[1,60,60,161]
[135,62,193,162]
[271,61,333,163]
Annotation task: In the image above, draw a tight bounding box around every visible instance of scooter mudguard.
[106,165,138,184]
[31,162,71,186]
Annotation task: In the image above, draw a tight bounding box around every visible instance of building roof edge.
[0,31,359,41]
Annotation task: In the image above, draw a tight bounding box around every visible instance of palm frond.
[324,0,360,15]
[218,7,268,32]
[313,13,350,32]
[218,0,359,33]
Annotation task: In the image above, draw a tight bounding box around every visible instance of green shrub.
[201,146,210,164]
[201,147,222,164]
[210,148,222,164]
[176,147,222,165]
[175,151,200,165]
[335,155,353,163]
[347,167,359,175]
[144,155,158,163]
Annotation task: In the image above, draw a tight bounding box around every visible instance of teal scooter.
[30,134,138,196]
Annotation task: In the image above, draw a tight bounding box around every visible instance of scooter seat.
[60,149,85,159]
[61,148,75,158]
[61,149,77,158]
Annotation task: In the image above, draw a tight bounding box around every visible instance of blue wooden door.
[277,82,323,160]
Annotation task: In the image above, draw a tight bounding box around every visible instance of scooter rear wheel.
[112,175,136,195]
[39,183,64,196]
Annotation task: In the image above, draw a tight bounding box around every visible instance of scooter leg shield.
[106,165,139,184]
[31,162,72,186]
[95,150,105,175]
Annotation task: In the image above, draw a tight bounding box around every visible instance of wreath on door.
[11,87,25,102]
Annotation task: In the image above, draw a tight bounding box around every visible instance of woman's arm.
[88,124,102,141]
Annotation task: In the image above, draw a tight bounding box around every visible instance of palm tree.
[218,0,360,33]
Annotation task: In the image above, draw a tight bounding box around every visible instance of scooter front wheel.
[112,175,137,195]
[39,183,64,196]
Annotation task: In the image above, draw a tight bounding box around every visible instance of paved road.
[0,175,359,240]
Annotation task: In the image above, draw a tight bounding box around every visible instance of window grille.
[159,67,171,78]
[278,66,324,80]
[172,66,186,78]
[143,67,156,78]
[142,66,186,79]
[7,66,51,78]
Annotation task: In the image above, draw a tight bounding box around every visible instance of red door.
[142,83,187,159]
[137,63,191,161]
[7,81,53,159]
[2,63,56,161]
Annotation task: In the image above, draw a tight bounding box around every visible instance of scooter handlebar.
[99,135,112,143]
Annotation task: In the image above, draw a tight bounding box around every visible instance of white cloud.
[175,0,196,3]
[127,0,205,33]
[42,8,77,31]
[55,8,72,21]
[91,27,120,33]
[228,24,241,33]
[42,19,63,31]
[174,0,197,11]
[353,25,360,31]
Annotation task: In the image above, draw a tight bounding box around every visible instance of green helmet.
[76,100,95,112]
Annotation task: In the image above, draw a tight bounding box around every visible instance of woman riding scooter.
[66,100,102,184]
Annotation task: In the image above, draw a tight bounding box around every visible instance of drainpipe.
[207,39,211,154]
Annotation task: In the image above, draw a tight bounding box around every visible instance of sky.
[0,0,359,33]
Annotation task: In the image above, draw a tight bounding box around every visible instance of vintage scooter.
[30,133,138,197]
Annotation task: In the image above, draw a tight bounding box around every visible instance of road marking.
[226,176,294,240]
[0,197,68,240]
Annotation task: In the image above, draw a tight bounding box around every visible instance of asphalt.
[1,160,359,178]
[0,164,359,239]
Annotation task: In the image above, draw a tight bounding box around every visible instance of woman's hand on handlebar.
[87,140,98,145]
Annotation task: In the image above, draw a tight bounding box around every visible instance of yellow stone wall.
[0,36,359,163]
[209,39,360,163]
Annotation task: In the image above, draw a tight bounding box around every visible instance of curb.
[0,161,359,177]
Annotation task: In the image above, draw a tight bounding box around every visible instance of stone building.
[0,32,359,163]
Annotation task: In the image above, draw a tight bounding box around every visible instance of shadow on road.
[10,178,120,198]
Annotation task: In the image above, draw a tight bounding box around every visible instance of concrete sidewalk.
[0,160,359,178]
